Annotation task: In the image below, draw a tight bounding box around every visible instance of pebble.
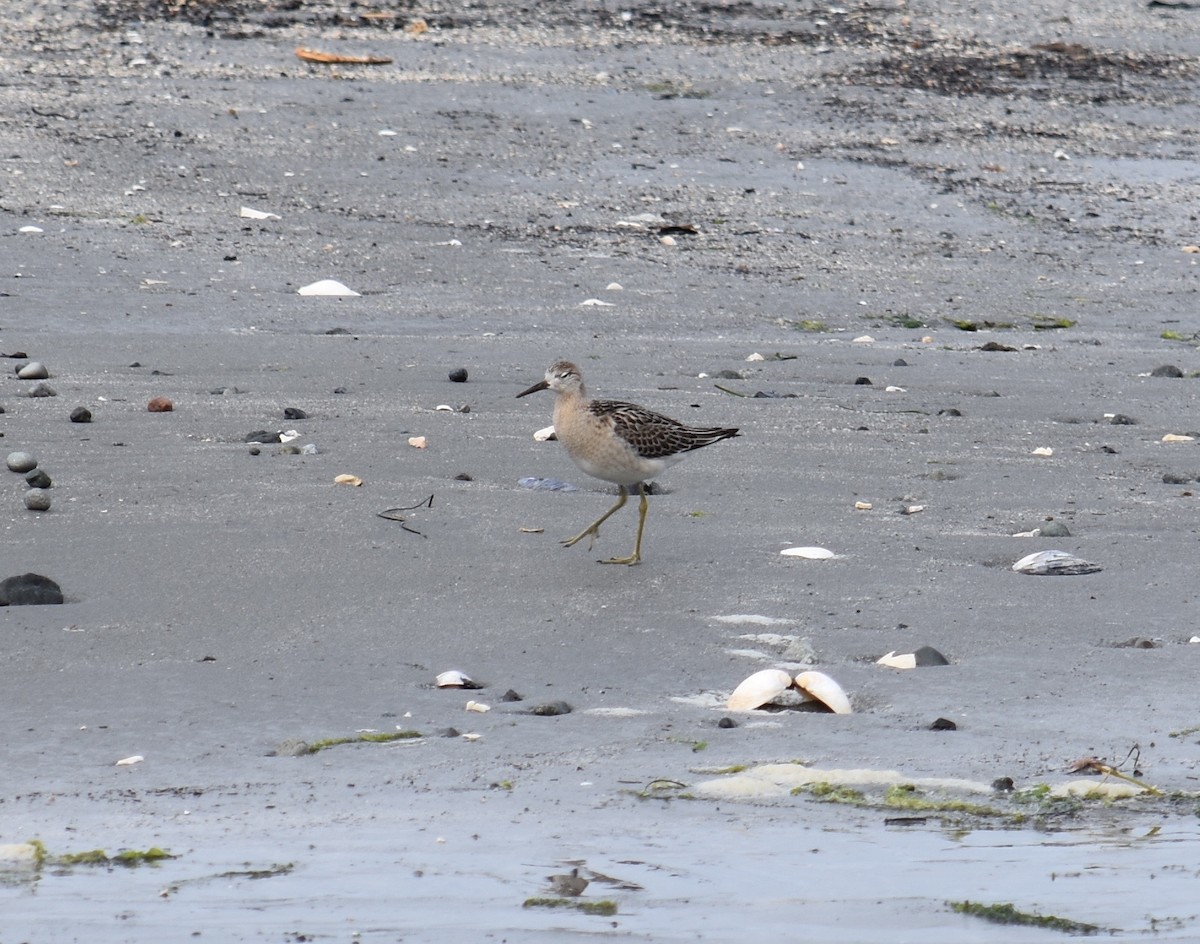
[448,368,468,383]
[24,488,51,511]
[979,341,1017,352]
[1039,520,1071,538]
[16,362,48,380]
[717,716,739,728]
[893,358,908,367]
[0,572,64,605]
[27,381,56,398]
[245,430,281,443]
[283,407,308,420]
[272,739,314,757]
[70,406,92,423]
[1109,414,1137,425]
[25,469,51,489]
[530,701,573,716]
[1163,473,1191,485]
[147,396,173,412]
[1150,364,1184,378]
[929,717,957,731]
[6,451,36,473]
[854,376,872,385]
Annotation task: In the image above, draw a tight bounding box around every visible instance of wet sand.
[3,1,1200,939]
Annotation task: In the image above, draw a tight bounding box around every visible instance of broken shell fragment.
[793,671,852,714]
[334,474,363,486]
[877,646,948,669]
[408,436,427,449]
[436,670,479,689]
[726,669,793,711]
[297,279,360,297]
[1012,549,1101,576]
[534,425,557,442]
[116,755,144,766]
[465,700,491,713]
[780,546,836,559]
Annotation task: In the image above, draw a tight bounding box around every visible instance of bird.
[516,360,739,565]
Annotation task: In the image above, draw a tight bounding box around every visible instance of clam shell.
[436,670,476,689]
[726,669,793,711]
[334,473,363,486]
[780,546,835,559]
[1012,549,1101,576]
[793,671,852,714]
[534,425,557,442]
[876,650,917,669]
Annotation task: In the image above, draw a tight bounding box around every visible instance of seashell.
[745,352,765,362]
[436,670,477,689]
[1012,549,1101,576]
[726,669,793,711]
[579,298,616,307]
[19,225,43,234]
[854,501,872,511]
[877,646,948,669]
[435,404,454,412]
[297,279,360,297]
[461,732,482,741]
[792,671,852,714]
[1162,433,1194,443]
[239,206,280,220]
[116,755,144,766]
[1031,446,1053,456]
[884,385,906,393]
[407,436,427,448]
[279,429,301,443]
[852,335,875,343]
[605,282,623,291]
[465,700,490,713]
[900,504,924,515]
[334,474,363,486]
[533,425,557,442]
[876,650,916,669]
[780,546,835,559]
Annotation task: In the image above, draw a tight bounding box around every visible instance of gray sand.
[3,1,1199,939]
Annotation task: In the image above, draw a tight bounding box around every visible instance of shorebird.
[517,360,739,565]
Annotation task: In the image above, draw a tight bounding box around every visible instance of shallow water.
[4,799,1197,942]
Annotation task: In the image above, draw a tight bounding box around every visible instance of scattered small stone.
[210,385,248,396]
[717,716,739,729]
[25,469,51,489]
[271,739,314,757]
[530,701,573,716]
[454,473,473,481]
[978,341,1017,352]
[991,777,1015,793]
[439,727,461,738]
[929,717,957,731]
[0,572,63,605]
[938,407,963,417]
[714,369,744,380]
[6,451,36,473]
[70,406,92,423]
[500,689,523,702]
[893,358,908,367]
[299,444,318,455]
[27,381,56,397]
[283,407,308,420]
[332,386,348,394]
[24,488,51,511]
[1039,520,1071,538]
[1114,636,1159,649]
[912,646,949,666]
[449,368,468,383]
[1163,473,1191,485]
[751,390,797,398]
[244,430,281,444]
[1109,414,1137,425]
[16,361,48,380]
[326,327,352,336]
[1100,445,1118,454]
[147,396,173,412]
[1150,364,1184,378]
[854,376,873,385]
[459,404,471,413]
[249,446,261,456]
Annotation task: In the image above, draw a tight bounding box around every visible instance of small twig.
[378,494,435,536]
[713,383,747,397]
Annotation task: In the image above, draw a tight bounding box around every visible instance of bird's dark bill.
[516,379,550,398]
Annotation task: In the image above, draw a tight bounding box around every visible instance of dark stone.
[500,689,523,702]
[717,716,739,729]
[244,430,281,443]
[938,408,963,417]
[70,406,92,423]
[530,701,573,716]
[326,327,352,336]
[1039,520,1071,538]
[1115,636,1158,649]
[332,386,348,394]
[979,341,1017,352]
[912,645,949,666]
[454,472,473,481]
[714,369,744,380]
[1150,364,1184,378]
[28,381,57,398]
[892,358,908,367]
[991,777,1015,793]
[248,446,261,456]
[929,717,957,731]
[0,572,64,606]
[283,407,308,420]
[448,367,469,383]
[439,727,461,738]
[854,376,873,385]
[751,390,797,398]
[1109,414,1137,425]
[25,469,51,489]
[1163,473,1191,485]
[147,396,173,412]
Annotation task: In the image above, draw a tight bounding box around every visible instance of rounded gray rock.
[17,361,49,380]
[25,469,51,489]
[24,488,51,511]
[6,451,37,473]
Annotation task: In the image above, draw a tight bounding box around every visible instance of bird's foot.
[561,527,599,551]
[600,552,641,566]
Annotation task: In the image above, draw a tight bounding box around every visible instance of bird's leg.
[602,483,648,566]
[561,485,628,551]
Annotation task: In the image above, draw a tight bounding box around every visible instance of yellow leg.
[562,485,628,551]
[601,483,648,566]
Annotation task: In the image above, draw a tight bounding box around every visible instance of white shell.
[1012,549,1101,576]
[1162,433,1195,443]
[436,670,473,688]
[780,546,835,559]
[793,671,852,714]
[533,425,557,442]
[726,669,793,711]
[297,279,360,297]
[465,700,491,713]
[876,650,917,669]
[116,755,144,766]
[1031,446,1054,456]
[408,436,427,448]
[435,404,454,412]
[240,206,280,220]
